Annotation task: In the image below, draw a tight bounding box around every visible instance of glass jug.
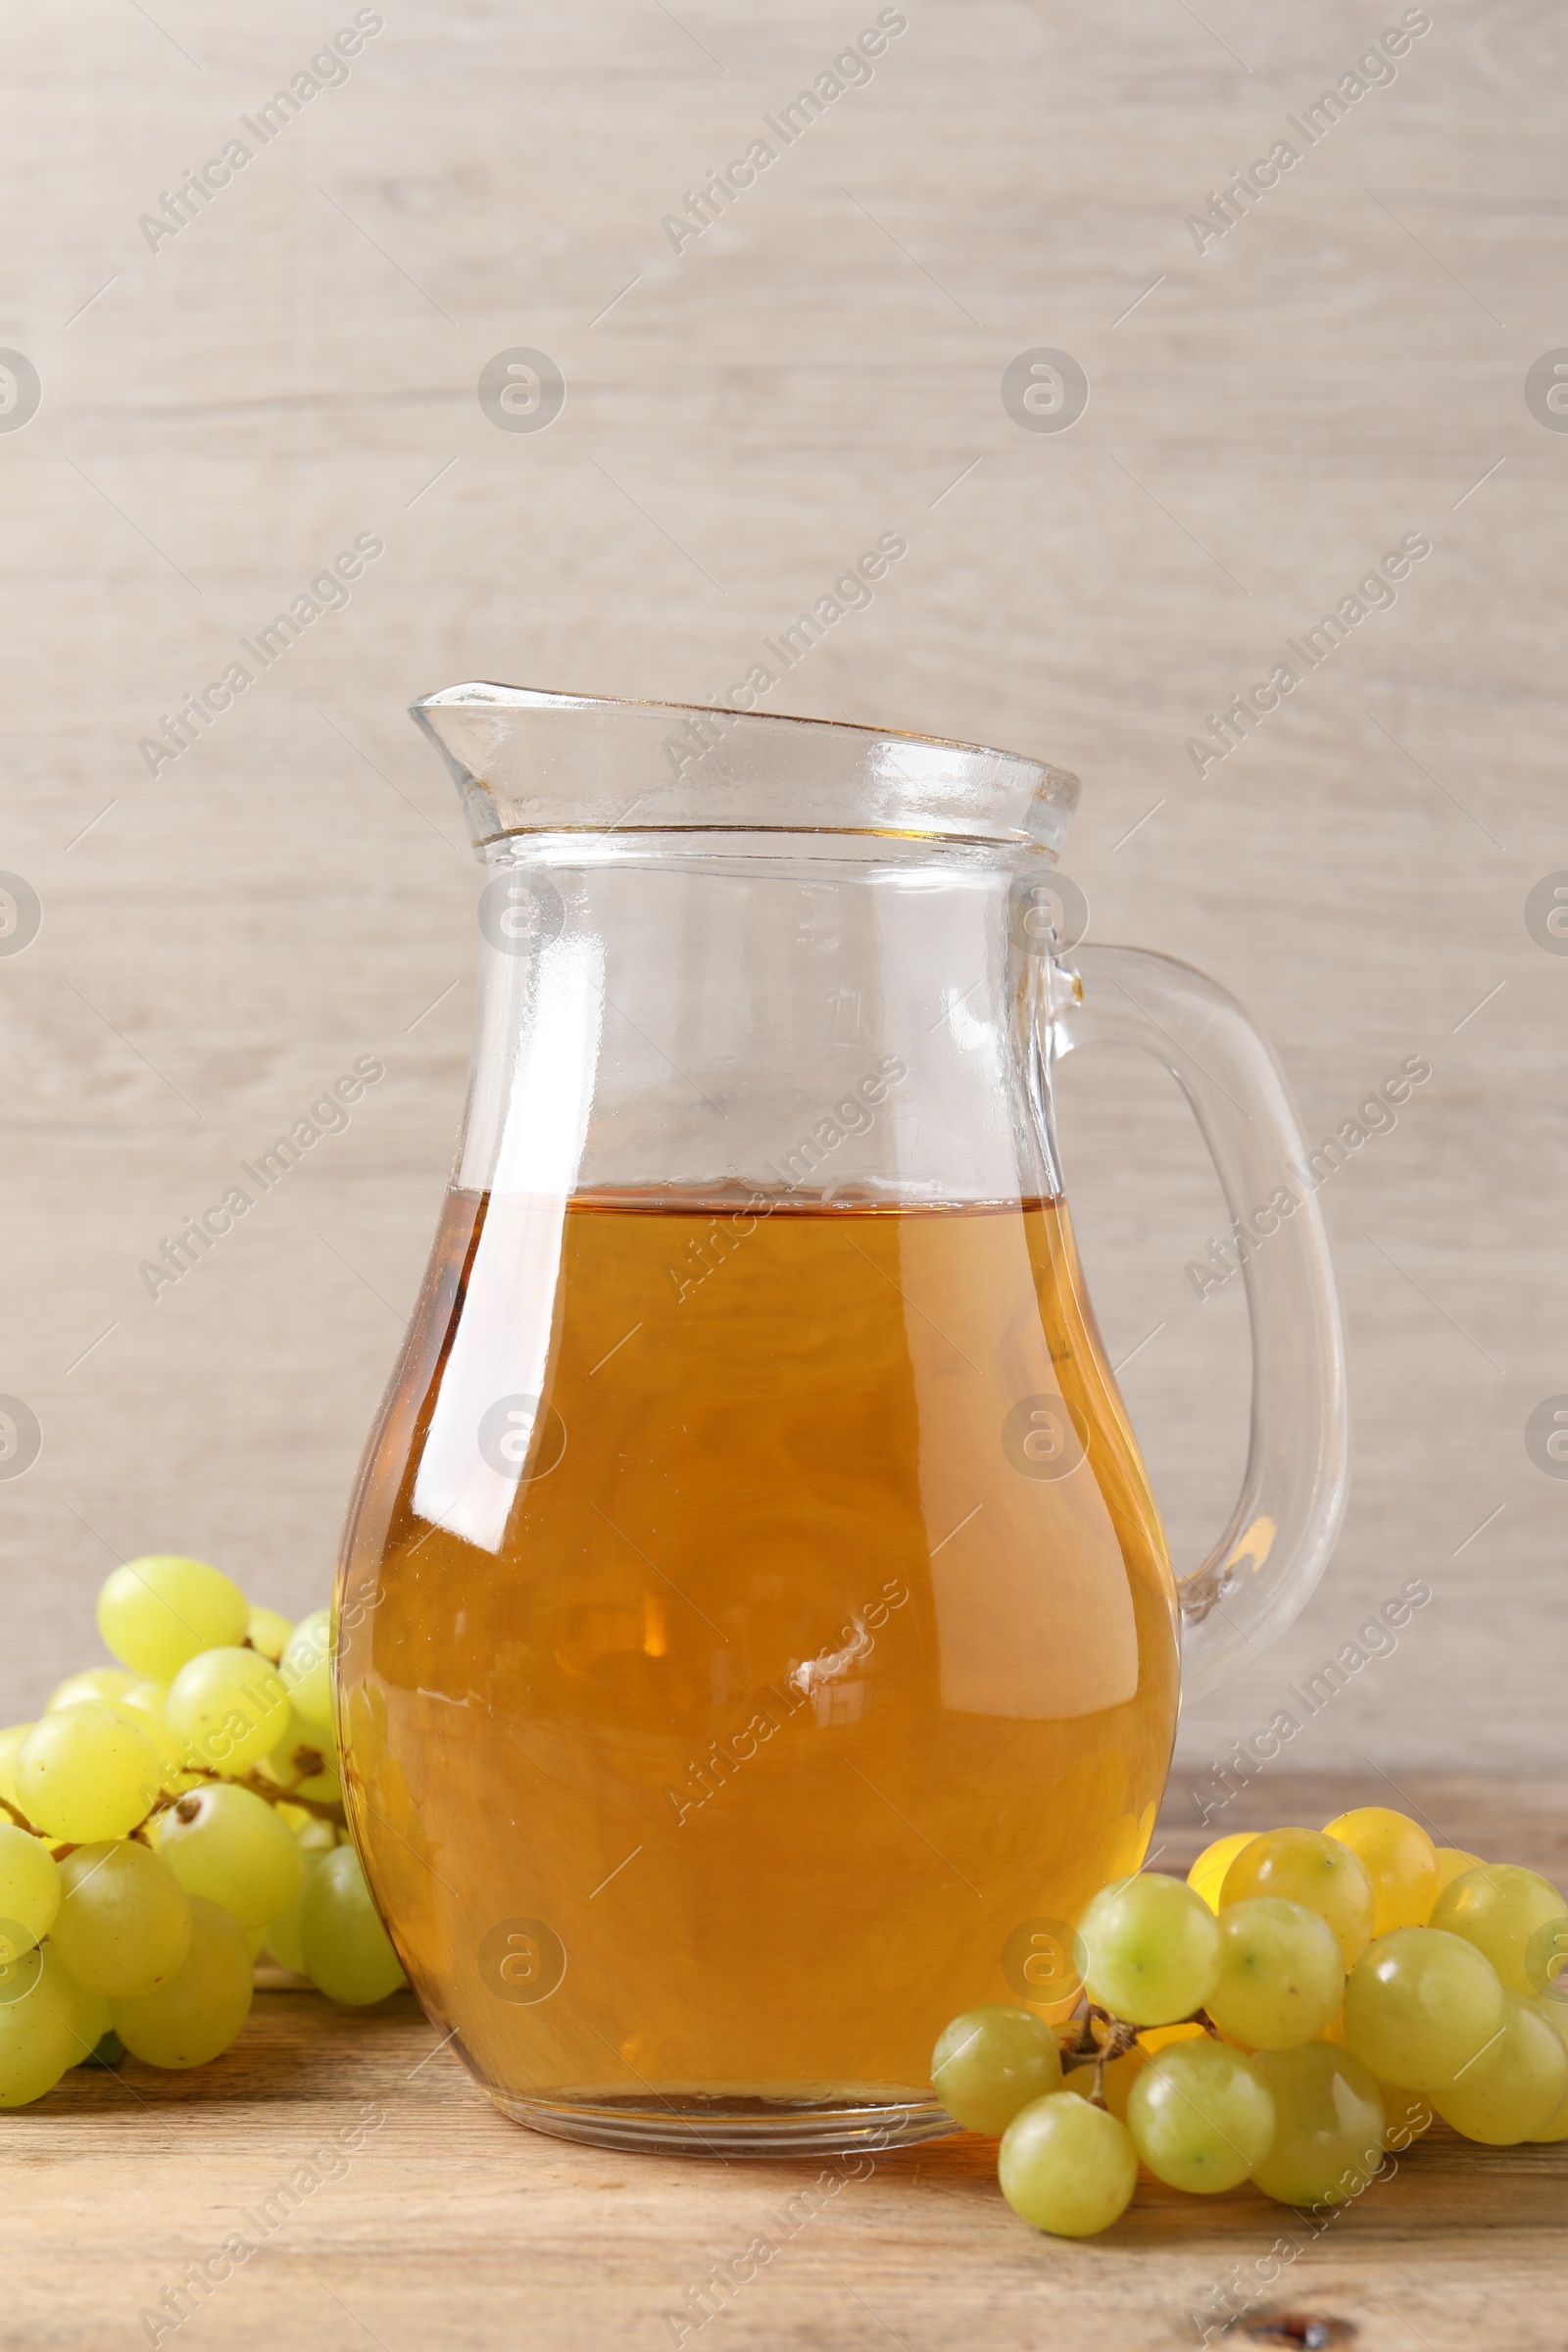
[335,685,1347,2156]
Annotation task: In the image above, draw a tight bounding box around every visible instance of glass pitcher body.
[336,689,1347,2155]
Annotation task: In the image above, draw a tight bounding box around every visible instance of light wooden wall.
[3,0,1564,1788]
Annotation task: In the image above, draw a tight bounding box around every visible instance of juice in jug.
[336,1180,1179,2143]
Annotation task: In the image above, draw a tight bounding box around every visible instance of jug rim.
[410,680,1081,856]
[415,679,1052,761]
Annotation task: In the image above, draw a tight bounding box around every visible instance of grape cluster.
[933,1805,1568,2238]
[0,1555,406,2108]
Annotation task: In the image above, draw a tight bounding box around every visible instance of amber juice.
[336,1187,1179,2136]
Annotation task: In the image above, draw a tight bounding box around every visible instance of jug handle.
[1049,943,1349,1701]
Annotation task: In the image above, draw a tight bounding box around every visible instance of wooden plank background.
[1,0,1565,1803]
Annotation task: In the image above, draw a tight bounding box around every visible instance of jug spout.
[410,681,1080,854]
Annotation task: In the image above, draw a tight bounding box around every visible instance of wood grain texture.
[1,0,1566,1786]
[3,1778,1564,2351]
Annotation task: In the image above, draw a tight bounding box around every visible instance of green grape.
[262,1823,334,1975]
[159,1783,303,1929]
[1078,1875,1221,2027]
[0,1823,61,1957]
[1434,1991,1567,2145]
[1322,1807,1439,1937]
[279,1608,334,1733]
[1381,2082,1436,2149]
[97,1555,249,1681]
[264,1708,342,1805]
[1205,1897,1345,2050]
[99,1697,188,1796]
[1342,1926,1506,2090]
[1428,1864,1568,1997]
[39,1946,114,2066]
[15,1706,163,1841]
[1125,2038,1276,2192]
[262,1907,305,1975]
[0,1723,28,1809]
[0,1935,41,2013]
[50,1667,182,1782]
[932,2005,1063,2132]
[111,1894,254,2068]
[51,1841,193,1996]
[1526,2001,1568,2142]
[1220,1830,1375,1969]
[299,1844,407,2005]
[47,1667,136,1711]
[998,2093,1138,2237]
[1434,1846,1483,1897]
[261,1871,312,1975]
[246,1604,295,1664]
[0,1944,79,2107]
[1187,1832,1257,1914]
[166,1647,291,1774]
[1250,2040,1385,2205]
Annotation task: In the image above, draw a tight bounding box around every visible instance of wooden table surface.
[5,1774,1562,2351]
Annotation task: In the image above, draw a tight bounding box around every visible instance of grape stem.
[1056,2003,1222,2104]
[1058,2003,1140,2108]
[140,1768,348,1834]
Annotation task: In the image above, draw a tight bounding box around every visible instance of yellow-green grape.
[97,1555,249,1681]
[998,2093,1139,2237]
[1078,1875,1221,2027]
[100,1697,188,1797]
[1428,1864,1568,1998]
[1205,1897,1345,2050]
[0,1823,61,1965]
[51,1842,193,1996]
[262,1822,334,1975]
[1220,1829,1376,1969]
[46,1948,113,2066]
[1525,1916,1568,2014]
[932,2006,1063,2133]
[15,1706,163,1841]
[1343,1926,1506,2090]
[1525,2001,1568,2142]
[1250,2040,1385,2205]
[159,1783,303,1929]
[1322,1807,1439,1937]
[264,1709,342,1805]
[121,1690,203,1799]
[49,1668,184,1794]
[166,1647,291,1774]
[1125,2038,1276,2192]
[279,1608,334,1733]
[245,1605,295,1664]
[1434,1991,1567,2145]
[0,1945,79,2107]
[0,1723,28,1810]
[1381,2082,1436,2149]
[47,1667,136,1711]
[1433,1846,1484,1899]
[1187,1832,1256,1914]
[299,1845,407,2005]
[111,1894,254,2068]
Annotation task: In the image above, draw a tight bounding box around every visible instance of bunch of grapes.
[933,1805,1568,2237]
[0,1554,406,2109]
